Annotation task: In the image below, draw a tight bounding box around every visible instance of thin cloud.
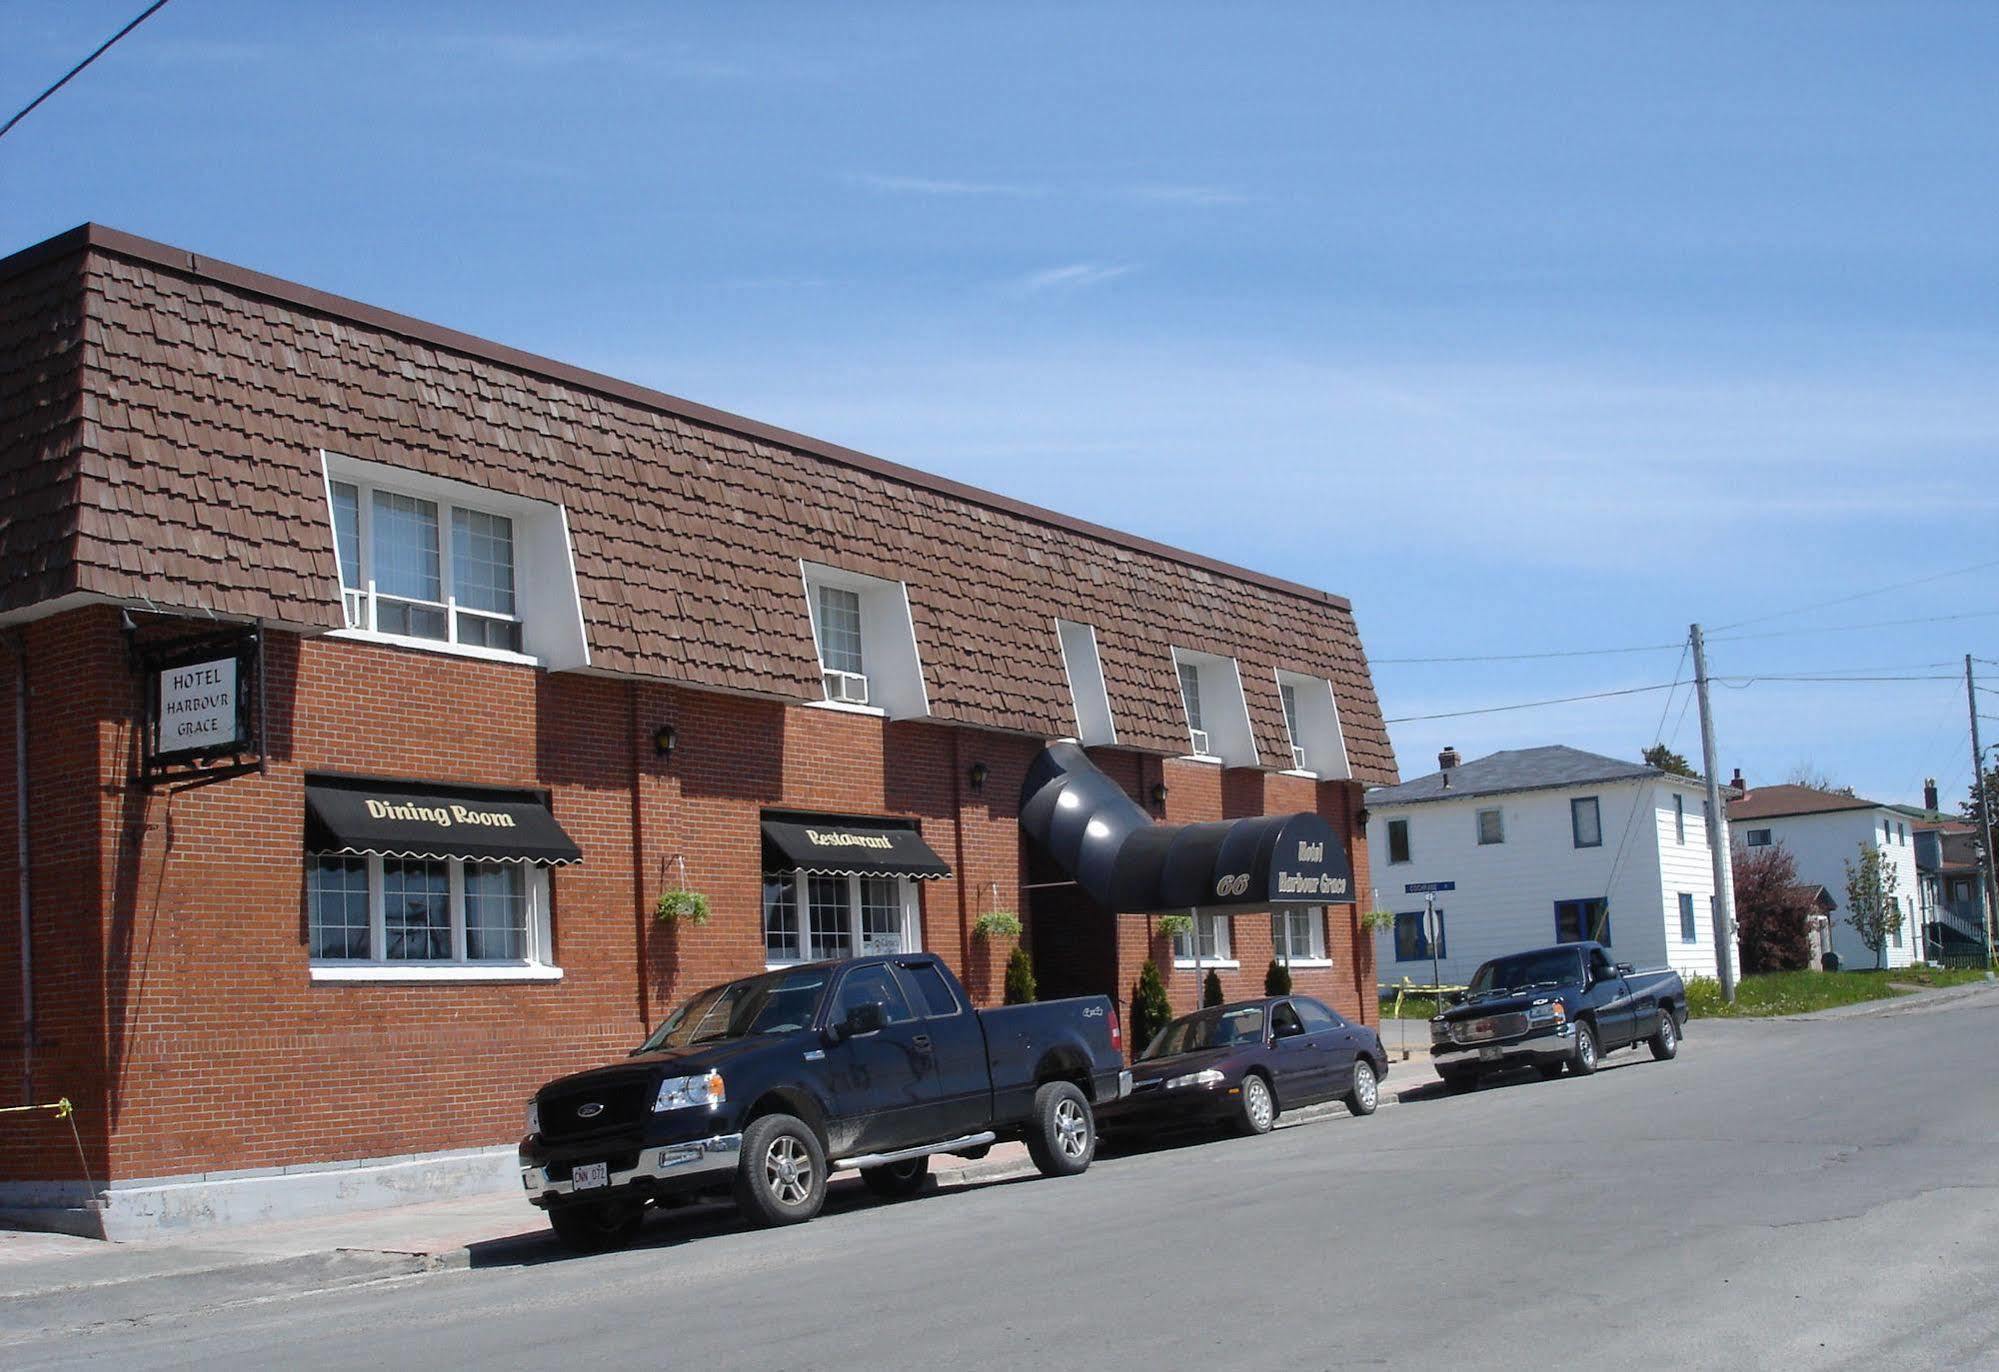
[853,174,1047,198]
[1014,262,1136,293]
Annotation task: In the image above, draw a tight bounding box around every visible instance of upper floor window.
[1178,660,1208,755]
[1673,793,1686,845]
[1476,807,1504,846]
[1170,648,1257,766]
[1571,796,1603,849]
[1279,682,1304,770]
[1272,670,1350,778]
[1745,828,1772,847]
[799,561,930,718]
[1387,817,1411,864]
[812,584,867,701]
[1055,618,1117,746]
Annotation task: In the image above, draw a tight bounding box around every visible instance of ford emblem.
[576,1102,604,1119]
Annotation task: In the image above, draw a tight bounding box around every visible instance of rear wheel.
[1235,1073,1276,1135]
[548,1197,646,1253]
[860,1156,929,1199]
[735,1113,827,1227]
[1025,1081,1095,1177]
[1346,1060,1379,1116]
[1649,1008,1680,1061]
[1570,1022,1600,1076]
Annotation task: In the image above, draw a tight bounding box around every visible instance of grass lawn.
[1687,966,1994,1019]
[1377,992,1446,1020]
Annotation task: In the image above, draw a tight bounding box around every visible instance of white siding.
[1734,808,1921,970]
[1369,778,1718,988]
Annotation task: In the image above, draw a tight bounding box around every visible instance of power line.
[1384,682,1678,724]
[1710,557,1999,633]
[1371,609,1999,667]
[1388,671,1963,725]
[1712,609,1999,643]
[1372,641,1681,665]
[0,0,175,144]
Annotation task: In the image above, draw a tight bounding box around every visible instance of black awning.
[761,816,952,880]
[304,777,583,866]
[1019,742,1354,914]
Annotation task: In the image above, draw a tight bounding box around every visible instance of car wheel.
[1025,1081,1096,1177]
[860,1155,930,1199]
[1346,1059,1380,1116]
[734,1113,827,1227]
[1649,1008,1680,1061]
[1570,1021,1600,1076]
[1535,1062,1567,1080]
[548,1197,646,1253]
[1438,1067,1478,1092]
[1235,1073,1277,1135]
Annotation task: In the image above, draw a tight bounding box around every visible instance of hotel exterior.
[0,225,1396,1235]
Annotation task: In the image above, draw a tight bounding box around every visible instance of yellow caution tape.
[0,1097,71,1117]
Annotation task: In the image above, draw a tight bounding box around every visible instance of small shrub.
[653,889,711,926]
[1264,959,1292,996]
[972,910,1022,941]
[1203,968,1224,1007]
[1131,959,1173,1054]
[1003,945,1038,1004]
[1684,974,1726,1019]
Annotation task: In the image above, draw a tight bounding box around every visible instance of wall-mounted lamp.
[968,761,990,792]
[1150,782,1169,807]
[653,724,677,759]
[1355,806,1371,829]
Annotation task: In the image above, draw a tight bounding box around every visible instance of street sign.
[1403,881,1456,894]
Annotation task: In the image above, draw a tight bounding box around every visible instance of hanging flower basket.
[972,911,1022,941]
[654,889,712,926]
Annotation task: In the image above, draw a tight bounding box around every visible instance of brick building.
[0,224,1396,1236]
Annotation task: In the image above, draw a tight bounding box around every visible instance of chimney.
[1438,746,1461,772]
[1925,778,1939,813]
[1729,767,1745,794]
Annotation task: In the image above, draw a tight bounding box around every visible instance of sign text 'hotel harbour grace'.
[157,657,239,750]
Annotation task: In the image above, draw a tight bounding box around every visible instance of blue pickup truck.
[1429,941,1686,1090]
[520,953,1128,1249]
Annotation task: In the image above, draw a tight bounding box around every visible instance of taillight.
[1110,1006,1124,1057]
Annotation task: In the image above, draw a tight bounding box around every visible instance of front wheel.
[1025,1081,1095,1177]
[1649,1009,1680,1061]
[1235,1073,1276,1135]
[1570,1022,1600,1076]
[548,1197,646,1253]
[1346,1060,1379,1116]
[860,1156,929,1199]
[735,1113,827,1227]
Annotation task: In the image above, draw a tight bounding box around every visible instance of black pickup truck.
[1430,941,1686,1090]
[520,953,1128,1249]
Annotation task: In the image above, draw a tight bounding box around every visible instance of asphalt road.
[16,988,1999,1370]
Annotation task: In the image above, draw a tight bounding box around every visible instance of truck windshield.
[1142,1006,1266,1060]
[635,969,832,1052]
[1467,950,1583,999]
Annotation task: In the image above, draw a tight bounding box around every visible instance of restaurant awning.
[761,815,953,880]
[304,776,583,866]
[1019,742,1354,914]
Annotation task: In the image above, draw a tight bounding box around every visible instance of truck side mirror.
[1449,991,1465,1006]
[831,1000,887,1044]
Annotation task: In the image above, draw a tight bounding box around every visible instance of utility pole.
[1692,624,1738,1003]
[1968,656,1997,968]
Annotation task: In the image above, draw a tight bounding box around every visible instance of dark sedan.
[1102,996,1388,1137]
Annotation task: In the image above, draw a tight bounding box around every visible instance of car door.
[1294,997,1357,1098]
[1585,947,1632,1048]
[1265,1001,1326,1103]
[892,957,989,1141]
[822,962,945,1156]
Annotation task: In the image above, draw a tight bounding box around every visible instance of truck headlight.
[525,1099,540,1135]
[653,1070,726,1113]
[1164,1069,1226,1090]
[1430,1019,1450,1043]
[1526,1002,1567,1024]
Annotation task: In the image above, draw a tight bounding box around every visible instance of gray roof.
[1365,745,1675,807]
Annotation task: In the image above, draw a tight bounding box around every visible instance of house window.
[1387,818,1411,865]
[1172,913,1233,966]
[1571,796,1603,848]
[329,479,523,653]
[1393,909,1444,962]
[1898,823,1907,845]
[1679,892,1697,943]
[1056,618,1117,746]
[1889,896,1903,947]
[308,855,552,972]
[1178,660,1208,755]
[1555,897,1610,944]
[1279,682,1306,771]
[1271,908,1328,964]
[1746,828,1772,847]
[1476,808,1504,846]
[1673,793,1686,845]
[811,584,868,703]
[764,872,921,966]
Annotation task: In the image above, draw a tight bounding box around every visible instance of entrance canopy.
[761,814,953,881]
[304,776,583,865]
[1019,742,1353,915]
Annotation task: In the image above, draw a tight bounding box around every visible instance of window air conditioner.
[1189,728,1211,756]
[1291,746,1308,771]
[823,670,870,705]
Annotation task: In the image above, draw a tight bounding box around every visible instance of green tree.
[1842,843,1904,970]
[1130,960,1173,1056]
[1203,968,1225,1007]
[1962,762,1999,835]
[1643,743,1696,778]
[1002,945,1038,1005]
[1264,958,1292,996]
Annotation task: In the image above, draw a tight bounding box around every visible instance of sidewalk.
[1,1059,1442,1338]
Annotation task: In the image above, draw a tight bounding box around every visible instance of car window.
[834,964,916,1024]
[1589,948,1616,982]
[1270,1002,1305,1037]
[897,961,961,1017]
[1143,1005,1266,1058]
[1294,999,1341,1033]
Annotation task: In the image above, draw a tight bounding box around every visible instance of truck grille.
[1451,1012,1529,1044]
[538,1077,651,1142]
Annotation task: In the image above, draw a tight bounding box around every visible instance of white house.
[1726,774,1922,970]
[1366,745,1723,988]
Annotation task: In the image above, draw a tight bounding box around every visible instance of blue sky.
[5,2,1996,806]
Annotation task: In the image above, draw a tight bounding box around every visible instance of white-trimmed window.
[1273,670,1349,778]
[800,562,930,718]
[1178,660,1208,755]
[764,872,922,967]
[1272,907,1329,965]
[307,855,557,980]
[1056,618,1117,746]
[1172,913,1235,967]
[321,452,590,670]
[1171,648,1258,766]
[1674,793,1686,844]
[812,585,867,701]
[1279,682,1306,770]
[1477,807,1505,845]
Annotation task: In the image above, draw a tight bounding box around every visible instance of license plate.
[1478,1046,1503,1062]
[571,1162,609,1191]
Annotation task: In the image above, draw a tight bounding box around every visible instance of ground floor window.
[765,871,922,966]
[1393,909,1445,962]
[1678,892,1697,943]
[1172,913,1234,967]
[1271,907,1329,964]
[308,854,553,976]
[1555,897,1610,944]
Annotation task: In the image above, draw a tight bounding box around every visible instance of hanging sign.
[157,656,240,754]
[133,625,264,786]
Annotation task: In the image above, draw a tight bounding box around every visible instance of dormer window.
[1279,681,1305,770]
[1170,648,1258,766]
[1056,619,1117,746]
[1178,660,1209,756]
[799,561,930,719]
[1272,669,1350,778]
[812,584,868,704]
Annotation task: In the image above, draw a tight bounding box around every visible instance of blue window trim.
[1570,796,1603,849]
[1678,892,1697,943]
[1554,898,1610,945]
[1392,909,1445,961]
